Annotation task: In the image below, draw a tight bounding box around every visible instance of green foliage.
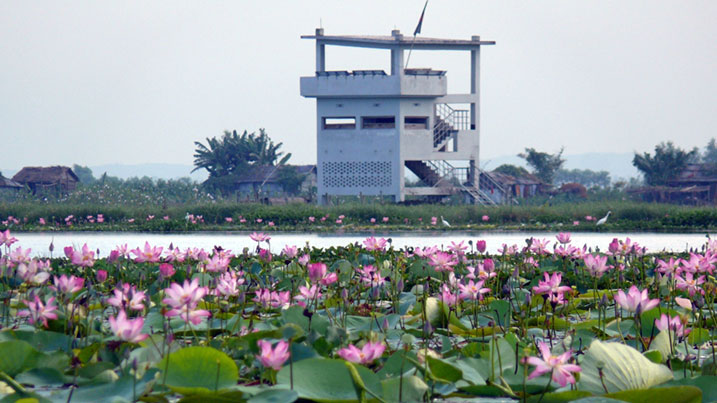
[72,164,96,184]
[632,142,698,185]
[276,166,306,196]
[492,164,530,178]
[159,346,239,395]
[519,147,565,184]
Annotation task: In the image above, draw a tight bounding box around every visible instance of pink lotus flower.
[363,236,387,252]
[294,284,322,308]
[572,220,580,226]
[52,274,84,294]
[96,269,108,283]
[583,254,612,278]
[614,286,660,313]
[675,272,705,296]
[476,240,487,253]
[532,272,572,296]
[428,251,458,273]
[107,284,147,311]
[70,243,96,267]
[439,284,458,306]
[308,216,315,222]
[97,214,104,223]
[524,341,581,387]
[481,215,490,222]
[249,232,271,243]
[430,216,437,225]
[131,242,163,263]
[282,245,298,258]
[38,218,46,225]
[338,341,385,365]
[18,295,58,328]
[159,263,176,278]
[215,270,244,297]
[370,217,376,223]
[307,262,327,283]
[298,254,310,266]
[529,238,551,255]
[16,260,51,285]
[556,232,571,244]
[257,339,290,370]
[109,310,148,343]
[448,241,468,256]
[204,254,231,272]
[163,278,207,311]
[459,279,491,301]
[225,217,233,223]
[654,313,689,339]
[382,217,389,223]
[253,289,291,310]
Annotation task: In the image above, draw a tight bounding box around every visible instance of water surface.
[10,231,714,258]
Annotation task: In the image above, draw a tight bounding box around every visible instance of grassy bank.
[1,201,716,232]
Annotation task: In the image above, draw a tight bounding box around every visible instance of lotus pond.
[1,230,717,402]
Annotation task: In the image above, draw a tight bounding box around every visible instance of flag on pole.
[413,0,428,36]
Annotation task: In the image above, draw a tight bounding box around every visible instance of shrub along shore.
[1,201,717,233]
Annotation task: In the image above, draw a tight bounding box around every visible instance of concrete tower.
[301,28,503,205]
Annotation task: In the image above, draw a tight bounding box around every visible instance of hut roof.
[0,175,23,188]
[12,166,79,185]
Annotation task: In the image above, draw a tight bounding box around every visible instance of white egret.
[440,216,451,227]
[596,211,611,226]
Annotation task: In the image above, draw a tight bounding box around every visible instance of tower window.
[362,116,395,129]
[404,116,428,129]
[323,117,356,129]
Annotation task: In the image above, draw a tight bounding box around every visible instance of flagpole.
[404,35,418,70]
[405,0,428,70]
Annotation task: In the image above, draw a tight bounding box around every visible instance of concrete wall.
[301,74,446,98]
[316,98,402,200]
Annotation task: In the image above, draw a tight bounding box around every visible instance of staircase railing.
[434,104,470,150]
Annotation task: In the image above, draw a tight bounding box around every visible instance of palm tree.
[632,142,698,186]
[192,129,292,194]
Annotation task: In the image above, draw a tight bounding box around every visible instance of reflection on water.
[9,231,714,258]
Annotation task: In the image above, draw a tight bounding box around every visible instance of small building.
[235,165,316,201]
[630,164,717,205]
[12,166,79,194]
[484,171,544,203]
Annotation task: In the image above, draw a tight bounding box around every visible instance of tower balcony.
[300,69,447,98]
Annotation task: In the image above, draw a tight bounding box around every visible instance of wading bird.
[596,211,611,226]
[441,216,451,227]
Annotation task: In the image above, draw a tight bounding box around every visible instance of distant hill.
[481,152,639,182]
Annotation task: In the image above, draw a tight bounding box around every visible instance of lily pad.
[579,340,673,394]
[276,358,382,402]
[158,346,239,395]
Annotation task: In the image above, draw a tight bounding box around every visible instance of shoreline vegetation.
[1,201,717,233]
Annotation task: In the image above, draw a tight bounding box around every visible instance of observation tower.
[300,28,505,205]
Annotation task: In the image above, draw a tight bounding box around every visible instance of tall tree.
[632,142,698,186]
[702,138,717,165]
[518,147,565,184]
[193,129,291,194]
[72,164,96,184]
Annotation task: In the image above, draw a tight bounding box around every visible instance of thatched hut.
[0,174,23,190]
[12,166,79,194]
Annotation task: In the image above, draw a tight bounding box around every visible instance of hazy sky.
[1,1,715,172]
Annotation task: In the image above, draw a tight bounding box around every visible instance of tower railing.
[434,104,470,150]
